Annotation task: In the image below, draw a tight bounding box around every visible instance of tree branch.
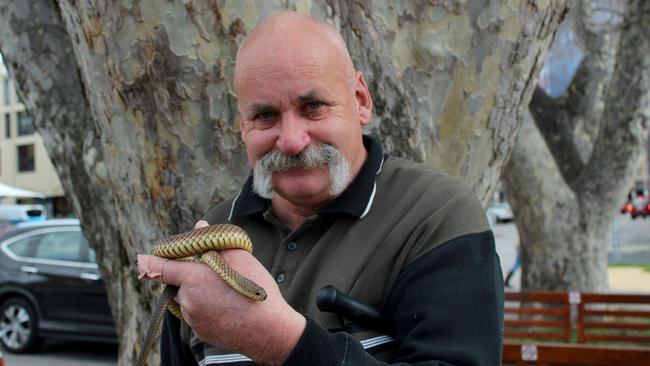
[530,85,586,185]
[578,0,650,211]
[531,0,623,188]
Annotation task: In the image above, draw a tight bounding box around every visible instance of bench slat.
[580,293,650,303]
[582,309,650,318]
[506,319,569,328]
[580,334,650,343]
[503,341,650,366]
[504,331,569,341]
[506,306,568,316]
[582,321,650,330]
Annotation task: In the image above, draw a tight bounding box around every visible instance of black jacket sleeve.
[161,310,197,366]
[283,231,504,366]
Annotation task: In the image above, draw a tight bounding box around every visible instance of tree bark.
[1,0,567,364]
[503,0,650,291]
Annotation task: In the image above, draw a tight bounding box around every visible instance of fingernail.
[138,271,162,280]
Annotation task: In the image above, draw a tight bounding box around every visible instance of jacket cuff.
[283,316,346,365]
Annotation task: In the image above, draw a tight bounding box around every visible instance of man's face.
[235,39,371,207]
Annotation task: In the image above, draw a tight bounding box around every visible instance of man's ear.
[239,117,247,143]
[355,71,373,126]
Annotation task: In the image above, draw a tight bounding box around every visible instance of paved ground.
[2,340,117,366]
[494,213,650,292]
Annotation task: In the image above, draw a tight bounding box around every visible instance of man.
[138,11,503,366]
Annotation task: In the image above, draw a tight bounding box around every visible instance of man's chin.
[275,169,328,185]
[272,177,333,201]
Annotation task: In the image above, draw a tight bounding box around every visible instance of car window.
[7,236,34,257]
[87,246,97,264]
[33,231,84,262]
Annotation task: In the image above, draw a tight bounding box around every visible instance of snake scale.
[137,224,267,366]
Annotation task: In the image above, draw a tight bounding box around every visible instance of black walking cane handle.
[316,285,388,332]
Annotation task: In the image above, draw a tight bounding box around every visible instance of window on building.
[17,144,35,172]
[17,111,34,136]
[3,113,9,138]
[3,79,10,105]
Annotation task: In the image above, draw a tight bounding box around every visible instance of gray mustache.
[252,143,351,199]
[259,144,340,172]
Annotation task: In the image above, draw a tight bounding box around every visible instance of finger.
[194,220,209,229]
[137,254,190,287]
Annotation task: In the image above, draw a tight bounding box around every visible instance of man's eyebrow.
[249,103,277,116]
[296,91,320,103]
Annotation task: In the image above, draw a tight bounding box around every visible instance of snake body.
[137,224,267,366]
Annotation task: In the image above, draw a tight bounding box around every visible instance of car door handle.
[80,272,101,281]
[20,265,39,274]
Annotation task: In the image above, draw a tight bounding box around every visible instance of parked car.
[0,204,47,225]
[0,219,116,353]
[487,201,514,223]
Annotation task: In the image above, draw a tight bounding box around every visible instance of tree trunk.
[502,113,607,291]
[503,0,650,292]
[0,1,567,364]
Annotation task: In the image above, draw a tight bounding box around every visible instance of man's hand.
[137,220,306,365]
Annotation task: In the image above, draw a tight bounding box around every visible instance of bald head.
[232,12,374,216]
[234,12,356,93]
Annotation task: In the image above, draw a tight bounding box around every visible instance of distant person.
[505,241,521,288]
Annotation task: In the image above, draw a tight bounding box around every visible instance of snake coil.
[136,224,266,366]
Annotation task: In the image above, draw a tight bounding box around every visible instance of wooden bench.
[502,291,650,366]
[577,293,650,345]
[504,292,572,343]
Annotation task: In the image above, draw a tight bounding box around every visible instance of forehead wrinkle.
[240,62,287,84]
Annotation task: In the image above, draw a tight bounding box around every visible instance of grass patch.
[608,263,650,273]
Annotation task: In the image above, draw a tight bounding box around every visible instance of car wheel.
[0,297,42,353]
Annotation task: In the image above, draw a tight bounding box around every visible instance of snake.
[136,224,267,366]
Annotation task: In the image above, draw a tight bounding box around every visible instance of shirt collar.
[229,135,385,220]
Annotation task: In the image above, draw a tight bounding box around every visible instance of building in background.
[0,61,72,217]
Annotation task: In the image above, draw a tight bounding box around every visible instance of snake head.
[257,291,268,301]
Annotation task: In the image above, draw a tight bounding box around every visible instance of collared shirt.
[161,135,504,366]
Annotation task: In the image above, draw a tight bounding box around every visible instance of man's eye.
[255,111,277,120]
[305,101,323,111]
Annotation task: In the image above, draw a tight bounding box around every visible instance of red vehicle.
[621,192,650,219]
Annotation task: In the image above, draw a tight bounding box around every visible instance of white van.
[0,204,47,224]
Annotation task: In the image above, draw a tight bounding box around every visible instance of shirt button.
[287,242,298,251]
[275,273,286,284]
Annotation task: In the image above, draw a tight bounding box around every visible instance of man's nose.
[276,113,310,155]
